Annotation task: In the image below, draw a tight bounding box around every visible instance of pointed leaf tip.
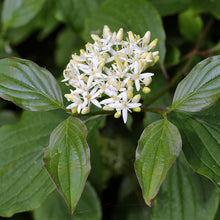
[44,116,91,214]
[135,118,182,206]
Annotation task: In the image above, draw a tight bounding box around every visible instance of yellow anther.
[114,112,121,119]
[142,87,151,94]
[132,94,141,103]
[144,77,152,86]
[133,107,141,112]
[148,38,158,50]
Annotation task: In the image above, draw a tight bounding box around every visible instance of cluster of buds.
[63,25,159,123]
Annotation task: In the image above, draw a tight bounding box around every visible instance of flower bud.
[103,105,114,111]
[133,107,141,112]
[148,38,158,50]
[116,28,123,42]
[126,79,133,87]
[91,34,100,42]
[71,107,77,114]
[143,31,151,45]
[127,90,133,100]
[144,77,152,86]
[128,31,135,42]
[103,25,112,38]
[81,106,90,114]
[142,87,151,94]
[132,94,141,103]
[114,112,121,119]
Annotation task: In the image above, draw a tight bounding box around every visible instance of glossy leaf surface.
[2,0,46,31]
[44,117,91,213]
[135,119,182,206]
[0,110,66,217]
[152,154,219,220]
[170,101,220,186]
[172,56,220,112]
[34,182,102,220]
[0,58,63,111]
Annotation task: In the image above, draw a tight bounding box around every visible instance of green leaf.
[34,182,102,220]
[2,0,46,32]
[44,117,91,214]
[171,56,220,112]
[148,0,190,16]
[84,0,166,64]
[152,154,220,220]
[0,58,64,111]
[178,9,203,42]
[54,0,101,31]
[0,110,19,127]
[191,0,220,19]
[0,110,67,217]
[134,118,182,206]
[170,101,220,186]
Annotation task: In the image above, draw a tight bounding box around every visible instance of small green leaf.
[152,154,220,220]
[0,58,64,111]
[148,0,190,16]
[34,182,102,220]
[44,117,91,214]
[84,0,166,64]
[2,0,46,32]
[0,110,67,217]
[134,118,182,206]
[178,9,203,42]
[172,56,220,112]
[170,101,220,186]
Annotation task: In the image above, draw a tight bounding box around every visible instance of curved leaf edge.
[43,116,91,214]
[134,118,182,207]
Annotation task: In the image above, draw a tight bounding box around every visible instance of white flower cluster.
[63,25,159,123]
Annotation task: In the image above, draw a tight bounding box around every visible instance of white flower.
[108,93,141,123]
[63,25,159,123]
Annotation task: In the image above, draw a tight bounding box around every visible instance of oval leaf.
[134,118,182,206]
[170,101,220,186]
[0,58,63,111]
[0,110,66,217]
[44,117,91,214]
[84,0,166,64]
[34,182,102,220]
[2,0,46,32]
[152,154,220,220]
[172,56,220,112]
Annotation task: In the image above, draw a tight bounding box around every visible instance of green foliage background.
[0,0,219,219]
